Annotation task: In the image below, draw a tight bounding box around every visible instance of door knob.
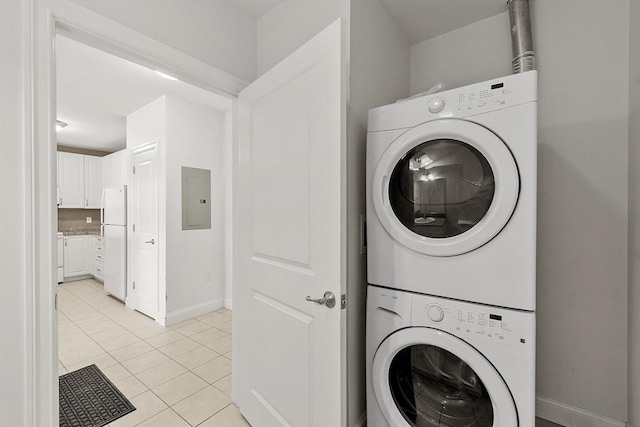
[145,239,155,244]
[306,291,336,308]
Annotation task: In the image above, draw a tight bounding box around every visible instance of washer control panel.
[412,292,535,347]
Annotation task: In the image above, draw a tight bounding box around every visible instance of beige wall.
[410,1,630,422]
[628,0,640,425]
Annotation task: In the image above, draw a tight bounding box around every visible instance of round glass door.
[389,139,495,239]
[389,345,493,426]
[372,327,518,427]
[372,119,519,257]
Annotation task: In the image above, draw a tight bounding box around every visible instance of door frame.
[129,141,160,320]
[29,1,247,423]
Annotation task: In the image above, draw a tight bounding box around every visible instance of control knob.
[427,305,445,322]
[428,98,445,113]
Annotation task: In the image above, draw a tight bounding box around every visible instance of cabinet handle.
[86,199,88,207]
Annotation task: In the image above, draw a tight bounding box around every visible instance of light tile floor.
[59,279,561,427]
[57,279,250,427]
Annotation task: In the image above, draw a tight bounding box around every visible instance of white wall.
[127,96,227,323]
[164,96,225,316]
[410,12,511,94]
[0,2,30,425]
[348,1,409,425]
[71,0,257,82]
[628,0,640,425]
[256,0,350,76]
[411,1,630,423]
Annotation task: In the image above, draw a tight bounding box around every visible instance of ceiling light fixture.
[56,120,68,132]
[155,71,179,81]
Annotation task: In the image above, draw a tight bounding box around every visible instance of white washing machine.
[366,71,537,311]
[366,284,535,427]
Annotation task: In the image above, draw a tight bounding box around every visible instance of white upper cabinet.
[84,155,102,208]
[101,149,129,189]
[58,152,85,208]
[57,151,103,209]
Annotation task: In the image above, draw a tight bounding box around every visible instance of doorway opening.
[52,25,241,425]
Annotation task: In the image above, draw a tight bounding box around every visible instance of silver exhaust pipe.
[507,0,536,73]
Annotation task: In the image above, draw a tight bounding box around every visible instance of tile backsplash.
[58,208,101,231]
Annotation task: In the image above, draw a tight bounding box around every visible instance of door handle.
[145,239,155,244]
[306,291,336,309]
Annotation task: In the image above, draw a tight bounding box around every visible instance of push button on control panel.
[428,98,445,113]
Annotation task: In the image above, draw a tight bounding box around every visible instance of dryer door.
[372,119,519,256]
[372,327,518,426]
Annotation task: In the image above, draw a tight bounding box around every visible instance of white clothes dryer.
[366,71,537,310]
[366,284,535,427]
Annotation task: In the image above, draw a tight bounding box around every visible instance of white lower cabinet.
[62,234,105,281]
[63,235,88,278]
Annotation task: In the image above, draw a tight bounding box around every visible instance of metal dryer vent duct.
[507,0,536,73]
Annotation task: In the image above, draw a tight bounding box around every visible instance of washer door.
[372,119,519,256]
[372,327,518,427]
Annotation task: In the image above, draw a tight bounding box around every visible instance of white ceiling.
[56,1,508,153]
[56,36,232,153]
[228,0,507,44]
[229,0,285,17]
[378,0,507,45]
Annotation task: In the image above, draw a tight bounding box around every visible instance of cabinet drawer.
[95,260,104,279]
[96,253,104,263]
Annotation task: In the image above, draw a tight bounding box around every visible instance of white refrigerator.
[102,186,127,300]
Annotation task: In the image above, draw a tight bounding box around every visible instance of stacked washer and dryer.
[365,70,538,426]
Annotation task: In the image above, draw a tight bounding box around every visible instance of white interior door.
[234,20,345,427]
[131,143,159,319]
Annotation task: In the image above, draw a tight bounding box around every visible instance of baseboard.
[352,412,366,427]
[536,396,627,427]
[61,274,93,282]
[224,298,232,310]
[164,299,224,326]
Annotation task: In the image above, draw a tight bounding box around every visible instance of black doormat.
[59,364,136,427]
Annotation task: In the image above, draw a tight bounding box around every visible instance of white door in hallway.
[234,20,345,427]
[131,143,159,319]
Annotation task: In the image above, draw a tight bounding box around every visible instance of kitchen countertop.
[59,226,101,236]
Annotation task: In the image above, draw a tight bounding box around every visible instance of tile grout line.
[58,279,238,427]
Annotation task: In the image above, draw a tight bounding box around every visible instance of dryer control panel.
[411,292,535,348]
[367,70,538,132]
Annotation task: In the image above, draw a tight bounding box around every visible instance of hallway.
[57,279,249,426]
